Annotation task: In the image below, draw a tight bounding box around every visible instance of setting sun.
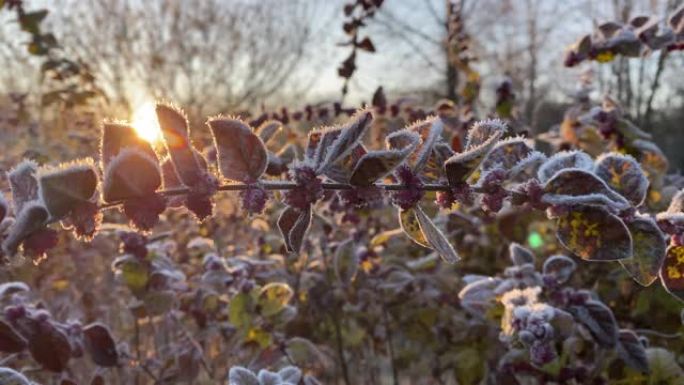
[131,101,162,144]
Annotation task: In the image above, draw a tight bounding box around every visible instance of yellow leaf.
[258,282,293,317]
[595,51,615,63]
[399,209,429,248]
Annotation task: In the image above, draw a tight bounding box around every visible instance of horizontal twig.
[99,181,458,209]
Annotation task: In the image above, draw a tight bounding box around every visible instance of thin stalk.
[382,304,400,385]
[331,312,351,385]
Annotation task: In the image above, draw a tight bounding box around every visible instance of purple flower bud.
[339,185,383,208]
[240,185,268,215]
[529,341,557,366]
[240,280,255,293]
[69,201,102,240]
[436,183,473,209]
[22,228,59,260]
[284,165,324,210]
[391,165,424,210]
[518,330,536,346]
[123,194,166,231]
[34,309,50,323]
[120,232,148,259]
[4,305,25,321]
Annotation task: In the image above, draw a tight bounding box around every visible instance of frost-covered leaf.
[555,205,632,261]
[458,277,501,318]
[660,245,684,303]
[543,169,630,211]
[617,329,649,374]
[349,130,419,186]
[379,269,414,292]
[28,321,71,372]
[208,117,267,182]
[0,282,29,298]
[258,282,294,317]
[537,150,594,183]
[277,206,311,254]
[444,126,501,185]
[334,239,359,285]
[480,137,533,171]
[38,159,98,219]
[103,149,161,202]
[569,299,618,347]
[8,160,39,214]
[616,118,651,141]
[550,308,575,338]
[508,151,547,182]
[657,189,684,225]
[100,122,156,168]
[399,208,429,248]
[257,369,280,385]
[542,255,576,285]
[509,243,535,265]
[594,153,649,206]
[323,144,367,183]
[0,319,27,353]
[465,119,506,149]
[142,290,177,316]
[414,206,459,263]
[646,348,684,385]
[278,366,302,384]
[257,120,282,144]
[0,367,31,385]
[597,21,623,39]
[83,323,118,367]
[285,337,326,368]
[432,142,455,165]
[318,109,372,172]
[632,139,668,181]
[396,116,443,173]
[156,104,205,186]
[2,201,49,256]
[228,366,259,385]
[620,215,666,286]
[305,126,341,169]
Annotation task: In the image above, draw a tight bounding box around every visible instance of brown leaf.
[100,122,156,169]
[28,321,72,372]
[0,319,27,353]
[102,149,161,202]
[83,323,118,367]
[38,160,98,219]
[357,37,376,52]
[278,207,312,253]
[350,130,419,185]
[555,205,632,261]
[208,117,268,182]
[414,206,460,263]
[660,245,684,302]
[156,104,205,186]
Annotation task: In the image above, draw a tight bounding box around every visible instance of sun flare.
[131,101,162,144]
